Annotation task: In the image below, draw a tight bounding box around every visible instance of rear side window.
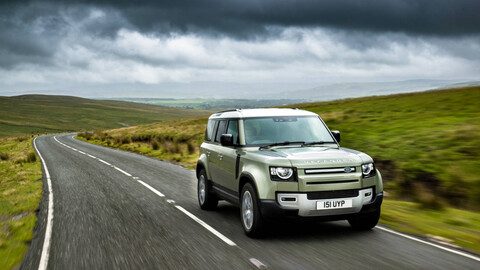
[214,120,228,143]
[226,120,239,145]
[205,119,217,141]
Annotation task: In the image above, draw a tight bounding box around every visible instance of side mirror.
[331,130,341,143]
[220,134,234,146]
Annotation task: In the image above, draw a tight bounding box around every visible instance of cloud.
[0,0,479,96]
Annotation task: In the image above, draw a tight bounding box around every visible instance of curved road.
[22,134,480,269]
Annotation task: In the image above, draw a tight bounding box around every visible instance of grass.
[0,136,42,270]
[0,94,210,137]
[381,200,480,253]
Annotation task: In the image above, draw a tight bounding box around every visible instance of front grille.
[306,189,359,200]
[305,166,356,174]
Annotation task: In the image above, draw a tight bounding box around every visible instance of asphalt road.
[22,134,480,270]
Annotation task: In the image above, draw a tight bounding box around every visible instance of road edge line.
[34,136,54,270]
[376,226,480,262]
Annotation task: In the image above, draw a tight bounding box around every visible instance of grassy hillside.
[78,86,480,210]
[0,95,210,137]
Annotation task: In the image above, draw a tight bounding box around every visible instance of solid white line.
[376,226,480,262]
[137,180,165,197]
[34,137,54,270]
[175,205,237,247]
[114,166,132,177]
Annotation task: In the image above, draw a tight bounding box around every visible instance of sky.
[0,0,479,98]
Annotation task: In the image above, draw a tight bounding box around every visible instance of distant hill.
[0,94,210,137]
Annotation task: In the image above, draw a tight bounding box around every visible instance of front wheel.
[197,169,218,210]
[348,209,380,230]
[240,183,266,238]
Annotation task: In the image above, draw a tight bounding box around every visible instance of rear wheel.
[240,183,266,237]
[197,169,218,210]
[348,209,380,230]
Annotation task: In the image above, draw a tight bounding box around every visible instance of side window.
[214,120,228,143]
[226,120,239,145]
[205,119,217,141]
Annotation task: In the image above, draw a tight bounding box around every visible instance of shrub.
[152,140,160,150]
[27,152,36,163]
[187,141,196,154]
[0,152,9,161]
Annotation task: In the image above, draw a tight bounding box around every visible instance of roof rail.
[215,108,242,113]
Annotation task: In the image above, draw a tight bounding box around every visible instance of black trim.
[211,183,239,205]
[235,155,240,179]
[306,188,361,200]
[306,179,358,185]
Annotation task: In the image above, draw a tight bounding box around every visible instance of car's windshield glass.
[243,116,336,145]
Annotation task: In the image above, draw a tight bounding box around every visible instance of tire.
[240,183,266,238]
[348,209,380,230]
[197,169,218,210]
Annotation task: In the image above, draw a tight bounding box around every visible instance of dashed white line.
[114,166,132,177]
[376,226,480,262]
[97,159,111,166]
[34,137,54,270]
[137,180,165,197]
[175,205,237,247]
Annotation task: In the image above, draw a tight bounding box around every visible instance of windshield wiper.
[259,141,304,150]
[303,141,336,146]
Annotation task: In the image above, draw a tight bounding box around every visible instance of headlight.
[270,167,296,181]
[362,163,376,178]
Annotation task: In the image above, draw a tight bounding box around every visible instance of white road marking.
[376,226,480,262]
[249,258,268,269]
[137,180,165,197]
[97,159,111,166]
[86,154,96,159]
[34,137,54,270]
[166,199,175,204]
[114,166,132,177]
[175,205,237,247]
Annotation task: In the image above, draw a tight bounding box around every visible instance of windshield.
[243,116,336,146]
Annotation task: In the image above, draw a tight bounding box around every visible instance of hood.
[260,146,372,168]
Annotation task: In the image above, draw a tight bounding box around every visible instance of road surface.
[22,134,480,269]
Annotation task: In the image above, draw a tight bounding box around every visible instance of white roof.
[209,108,317,119]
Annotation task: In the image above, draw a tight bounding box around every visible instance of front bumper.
[259,187,383,221]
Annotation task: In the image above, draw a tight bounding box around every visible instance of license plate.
[316,199,352,210]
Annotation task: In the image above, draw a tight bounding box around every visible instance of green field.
[0,95,210,137]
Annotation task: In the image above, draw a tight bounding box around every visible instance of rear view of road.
[22,134,480,269]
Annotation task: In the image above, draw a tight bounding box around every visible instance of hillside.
[78,86,480,210]
[0,95,210,137]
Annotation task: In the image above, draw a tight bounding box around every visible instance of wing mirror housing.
[220,134,234,146]
[331,130,341,143]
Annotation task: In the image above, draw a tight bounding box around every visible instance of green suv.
[196,108,383,237]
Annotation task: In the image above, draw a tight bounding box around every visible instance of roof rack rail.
[215,108,242,113]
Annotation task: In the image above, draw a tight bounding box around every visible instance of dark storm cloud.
[68,0,480,37]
